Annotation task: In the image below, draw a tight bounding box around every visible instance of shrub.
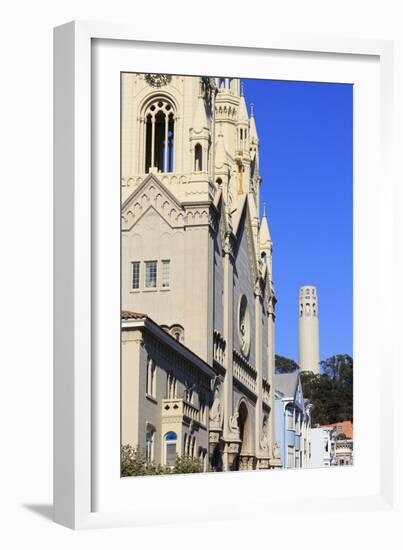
[121,444,205,476]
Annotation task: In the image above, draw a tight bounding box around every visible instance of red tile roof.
[121,310,147,320]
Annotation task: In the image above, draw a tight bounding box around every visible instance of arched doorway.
[234,400,253,470]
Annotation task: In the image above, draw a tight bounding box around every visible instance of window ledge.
[146,394,158,404]
[143,288,158,293]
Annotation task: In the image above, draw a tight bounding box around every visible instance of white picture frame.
[54,20,397,530]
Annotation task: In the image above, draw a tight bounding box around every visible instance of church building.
[121,73,281,471]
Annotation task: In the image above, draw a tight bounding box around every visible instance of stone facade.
[121,73,280,471]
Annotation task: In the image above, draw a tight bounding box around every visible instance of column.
[222,233,234,470]
[254,283,263,467]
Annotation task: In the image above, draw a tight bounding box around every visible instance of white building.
[310,426,337,468]
[121,73,281,472]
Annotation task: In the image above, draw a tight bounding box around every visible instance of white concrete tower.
[298,286,320,374]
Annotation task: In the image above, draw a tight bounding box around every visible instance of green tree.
[299,354,353,425]
[275,355,299,374]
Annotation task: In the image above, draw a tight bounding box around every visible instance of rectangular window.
[131,261,140,289]
[161,260,170,288]
[287,446,295,468]
[145,260,157,288]
[166,443,176,466]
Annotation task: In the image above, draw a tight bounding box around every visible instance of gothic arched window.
[144,99,175,173]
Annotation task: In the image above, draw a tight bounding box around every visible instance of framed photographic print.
[54,21,396,529]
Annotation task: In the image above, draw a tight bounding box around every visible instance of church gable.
[121,174,186,231]
[232,205,259,365]
[233,199,259,285]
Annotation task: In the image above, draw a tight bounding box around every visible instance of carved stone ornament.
[269,441,283,469]
[238,295,251,357]
[209,385,223,429]
[144,74,172,87]
[228,412,240,437]
[259,417,269,451]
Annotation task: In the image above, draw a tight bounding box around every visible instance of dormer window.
[144,99,175,173]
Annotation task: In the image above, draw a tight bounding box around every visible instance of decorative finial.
[263,202,266,217]
[240,81,244,96]
[250,102,254,116]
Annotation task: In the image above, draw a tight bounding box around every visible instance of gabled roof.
[122,172,183,212]
[274,371,299,399]
[232,194,259,284]
[121,172,187,231]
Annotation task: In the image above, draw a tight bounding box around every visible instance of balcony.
[161,398,200,425]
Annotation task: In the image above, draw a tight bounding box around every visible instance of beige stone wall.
[121,73,278,471]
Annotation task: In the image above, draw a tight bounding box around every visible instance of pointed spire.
[238,92,249,123]
[215,126,229,168]
[250,102,258,142]
[259,204,272,246]
[192,80,209,131]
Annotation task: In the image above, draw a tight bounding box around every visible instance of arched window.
[170,324,184,343]
[166,373,177,399]
[144,99,175,173]
[164,431,177,466]
[194,143,203,172]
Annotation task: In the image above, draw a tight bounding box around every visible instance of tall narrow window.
[145,260,157,288]
[144,99,175,173]
[161,260,170,288]
[145,427,155,463]
[286,405,295,430]
[194,143,203,172]
[167,373,177,399]
[164,432,177,466]
[146,358,156,397]
[131,261,140,289]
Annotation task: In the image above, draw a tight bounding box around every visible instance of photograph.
[120,73,353,476]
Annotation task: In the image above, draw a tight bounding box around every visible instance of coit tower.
[298,286,320,375]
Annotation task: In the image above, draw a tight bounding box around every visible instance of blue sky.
[243,79,353,362]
